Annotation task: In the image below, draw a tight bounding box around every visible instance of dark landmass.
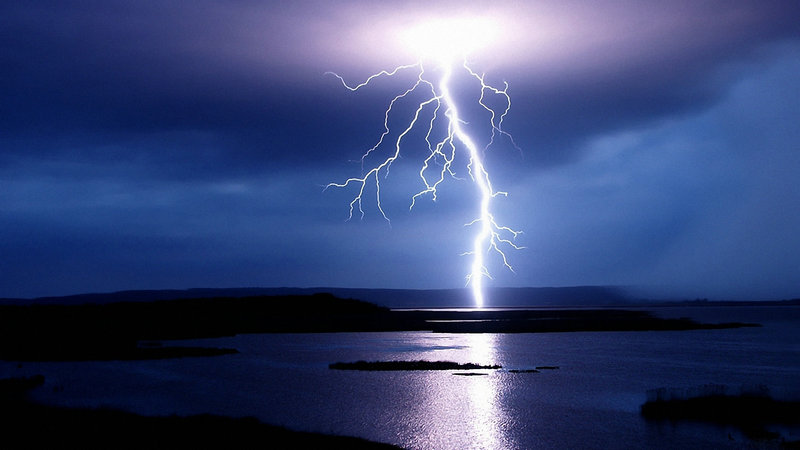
[411,308,758,333]
[4,286,797,309]
[641,386,800,444]
[0,344,237,362]
[0,376,400,449]
[647,298,800,307]
[0,293,386,361]
[0,293,759,361]
[0,375,46,401]
[5,286,799,309]
[0,285,635,308]
[329,360,501,371]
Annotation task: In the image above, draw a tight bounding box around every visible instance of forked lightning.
[326,21,522,307]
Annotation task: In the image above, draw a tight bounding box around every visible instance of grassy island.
[329,360,501,371]
[641,385,800,444]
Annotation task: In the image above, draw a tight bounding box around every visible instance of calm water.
[4,306,800,449]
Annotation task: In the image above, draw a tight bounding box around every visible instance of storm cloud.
[1,1,799,299]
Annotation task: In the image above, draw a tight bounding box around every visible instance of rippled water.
[5,306,800,449]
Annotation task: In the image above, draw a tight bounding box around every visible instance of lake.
[5,305,800,448]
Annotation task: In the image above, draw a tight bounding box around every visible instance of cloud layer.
[1,1,799,299]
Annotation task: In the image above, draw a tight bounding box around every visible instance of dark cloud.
[1,1,799,299]
[3,1,797,168]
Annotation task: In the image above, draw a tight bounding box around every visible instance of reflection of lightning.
[326,54,522,308]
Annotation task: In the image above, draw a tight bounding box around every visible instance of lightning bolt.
[326,52,522,308]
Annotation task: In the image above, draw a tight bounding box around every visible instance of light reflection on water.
[465,334,504,449]
[455,334,505,449]
[394,333,509,449]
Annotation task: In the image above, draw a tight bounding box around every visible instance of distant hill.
[3,286,797,308]
[1,286,637,308]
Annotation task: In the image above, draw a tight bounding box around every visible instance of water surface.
[5,306,799,448]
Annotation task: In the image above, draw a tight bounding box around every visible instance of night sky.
[2,0,799,300]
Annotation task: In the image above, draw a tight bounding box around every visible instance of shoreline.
[0,294,759,362]
[0,375,401,449]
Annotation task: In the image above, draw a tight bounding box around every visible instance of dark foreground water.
[4,306,800,449]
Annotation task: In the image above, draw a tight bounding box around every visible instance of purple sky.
[2,0,799,300]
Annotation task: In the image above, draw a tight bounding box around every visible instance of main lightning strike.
[326,19,522,308]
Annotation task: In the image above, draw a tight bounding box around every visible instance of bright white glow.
[398,17,501,64]
[465,333,502,446]
[327,17,522,308]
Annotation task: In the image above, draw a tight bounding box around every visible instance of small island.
[329,360,501,371]
[641,385,800,444]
